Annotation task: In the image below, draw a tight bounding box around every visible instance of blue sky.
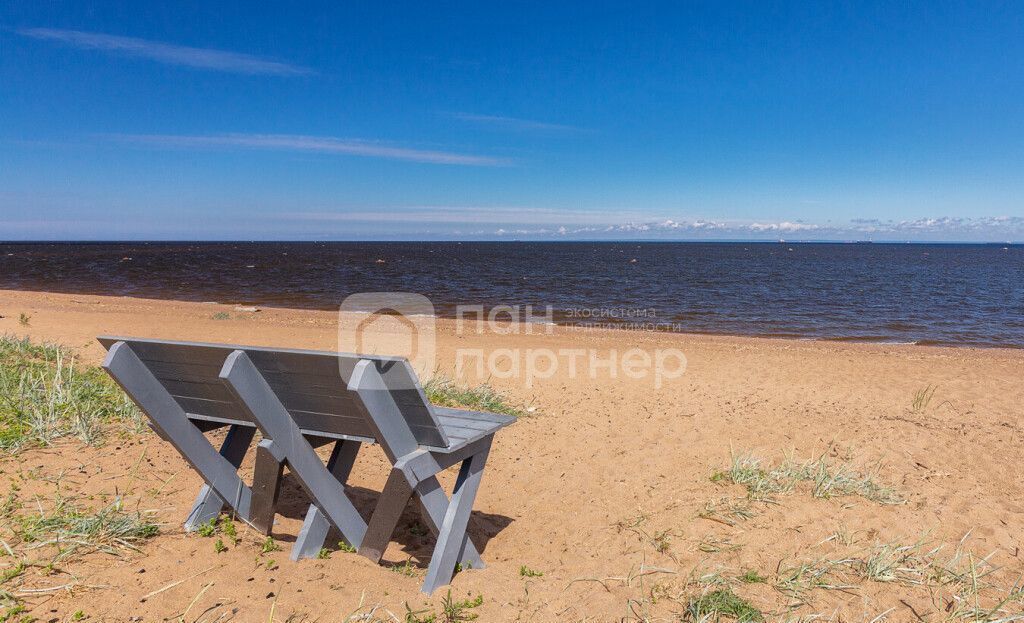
[1,2,1022,241]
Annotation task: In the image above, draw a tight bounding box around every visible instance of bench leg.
[358,467,414,563]
[249,440,285,534]
[291,440,361,559]
[184,425,255,531]
[421,444,491,594]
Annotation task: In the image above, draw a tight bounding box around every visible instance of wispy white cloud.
[18,28,313,76]
[451,113,586,133]
[103,133,510,166]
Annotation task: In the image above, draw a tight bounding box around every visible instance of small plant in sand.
[214,538,227,553]
[211,312,231,320]
[519,565,543,578]
[699,497,757,527]
[711,450,902,505]
[403,591,483,623]
[775,557,856,603]
[650,529,674,555]
[614,509,651,536]
[389,558,419,577]
[220,515,238,544]
[0,335,144,452]
[194,514,242,546]
[405,596,486,623]
[911,384,937,413]
[738,569,767,584]
[423,375,531,418]
[0,601,29,623]
[612,510,679,557]
[197,518,216,537]
[261,536,279,553]
[17,314,30,327]
[337,540,356,553]
[698,535,742,554]
[683,588,763,622]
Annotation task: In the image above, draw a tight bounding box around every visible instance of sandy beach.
[1,288,1022,621]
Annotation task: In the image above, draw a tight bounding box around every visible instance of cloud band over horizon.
[275,210,1024,241]
[2,211,1022,241]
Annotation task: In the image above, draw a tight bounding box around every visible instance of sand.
[1,289,1022,622]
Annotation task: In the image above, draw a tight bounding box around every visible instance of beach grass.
[0,491,159,618]
[683,588,763,622]
[699,497,758,527]
[912,384,937,412]
[711,451,902,505]
[9,496,158,560]
[772,534,1024,619]
[402,590,484,623]
[0,335,144,452]
[424,374,532,417]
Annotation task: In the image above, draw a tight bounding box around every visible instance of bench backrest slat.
[98,336,450,449]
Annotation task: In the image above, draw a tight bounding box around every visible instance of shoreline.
[2,287,1021,353]
[4,240,1022,350]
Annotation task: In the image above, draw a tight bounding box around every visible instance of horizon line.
[1,238,1021,245]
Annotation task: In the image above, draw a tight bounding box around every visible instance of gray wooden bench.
[98,336,514,593]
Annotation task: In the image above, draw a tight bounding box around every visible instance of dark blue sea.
[1,242,1022,348]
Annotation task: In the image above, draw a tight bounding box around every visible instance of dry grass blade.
[12,496,158,560]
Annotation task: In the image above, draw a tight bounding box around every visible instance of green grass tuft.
[424,375,531,418]
[388,558,418,577]
[684,588,763,622]
[404,591,482,623]
[0,335,144,452]
[738,569,767,584]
